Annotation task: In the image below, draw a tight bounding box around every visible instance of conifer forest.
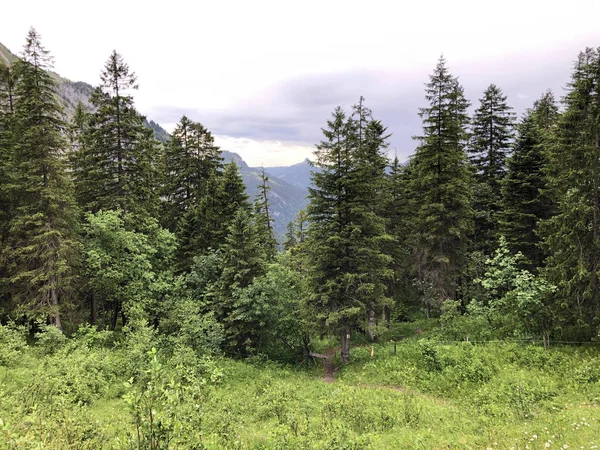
[3,28,600,449]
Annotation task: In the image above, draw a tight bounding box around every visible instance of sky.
[2,0,600,166]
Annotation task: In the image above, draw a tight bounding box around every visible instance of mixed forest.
[2,29,600,448]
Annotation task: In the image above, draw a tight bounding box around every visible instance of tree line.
[1,28,599,360]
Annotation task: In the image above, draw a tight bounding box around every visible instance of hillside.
[264,158,313,189]
[222,151,309,240]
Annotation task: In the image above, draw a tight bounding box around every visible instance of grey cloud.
[149,50,577,164]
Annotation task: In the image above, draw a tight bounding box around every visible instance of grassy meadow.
[1,321,600,449]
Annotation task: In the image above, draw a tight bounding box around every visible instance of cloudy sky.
[3,0,600,166]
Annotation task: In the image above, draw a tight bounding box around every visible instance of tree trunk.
[50,284,62,331]
[90,291,97,325]
[384,305,391,328]
[367,304,376,341]
[110,302,119,330]
[340,327,350,363]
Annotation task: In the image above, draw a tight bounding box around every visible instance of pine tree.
[283,221,298,251]
[217,208,267,353]
[177,161,250,271]
[306,99,391,361]
[501,91,558,269]
[382,155,414,322]
[2,29,79,329]
[294,209,308,244]
[253,167,277,261]
[162,116,222,232]
[469,84,516,253]
[71,51,159,220]
[0,65,17,244]
[541,48,600,337]
[411,56,473,309]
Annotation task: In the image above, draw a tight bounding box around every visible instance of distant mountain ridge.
[0,40,310,242]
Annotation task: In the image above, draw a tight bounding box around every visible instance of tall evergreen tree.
[501,91,558,269]
[411,56,472,309]
[306,99,391,361]
[70,51,159,220]
[177,161,250,271]
[2,29,79,329]
[162,116,222,232]
[541,48,600,337]
[382,155,414,322]
[254,167,277,261]
[217,208,267,353]
[469,84,516,252]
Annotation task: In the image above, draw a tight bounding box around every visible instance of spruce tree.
[177,161,250,271]
[2,29,79,329]
[217,208,267,353]
[411,56,472,309]
[501,92,558,269]
[306,99,391,361]
[469,84,516,253]
[71,51,159,220]
[382,155,414,322]
[162,116,222,232]
[541,48,600,337]
[253,167,277,261]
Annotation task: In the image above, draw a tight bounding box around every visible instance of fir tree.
[2,29,79,328]
[162,116,222,232]
[71,51,159,220]
[177,161,250,271]
[306,99,391,361]
[294,209,308,244]
[411,56,472,309]
[382,155,414,322]
[501,91,558,269]
[469,84,516,252]
[541,48,600,336]
[283,221,298,251]
[253,167,277,261]
[217,208,267,353]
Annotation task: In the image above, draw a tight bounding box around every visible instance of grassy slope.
[1,324,600,449]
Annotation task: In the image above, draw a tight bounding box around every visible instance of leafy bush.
[0,323,28,367]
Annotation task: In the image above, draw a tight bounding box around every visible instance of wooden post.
[394,341,397,354]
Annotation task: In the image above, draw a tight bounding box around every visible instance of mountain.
[263,158,313,189]
[221,151,308,241]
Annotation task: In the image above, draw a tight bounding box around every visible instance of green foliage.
[501,92,558,270]
[306,98,392,360]
[82,210,176,328]
[475,237,556,340]
[469,84,515,253]
[70,50,160,220]
[411,56,472,303]
[541,47,600,338]
[1,28,80,329]
[0,323,27,367]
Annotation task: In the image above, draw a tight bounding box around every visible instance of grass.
[1,322,600,448]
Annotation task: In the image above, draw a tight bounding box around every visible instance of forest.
[1,28,600,448]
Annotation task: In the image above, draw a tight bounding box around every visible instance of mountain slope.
[263,158,313,189]
[222,151,308,240]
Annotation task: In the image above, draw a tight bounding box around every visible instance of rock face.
[1,40,313,244]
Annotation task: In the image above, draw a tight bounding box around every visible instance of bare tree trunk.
[50,283,62,331]
[384,305,391,328]
[111,302,119,330]
[367,303,376,341]
[340,327,350,363]
[90,291,97,325]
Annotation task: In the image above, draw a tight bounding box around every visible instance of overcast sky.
[3,0,600,166]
